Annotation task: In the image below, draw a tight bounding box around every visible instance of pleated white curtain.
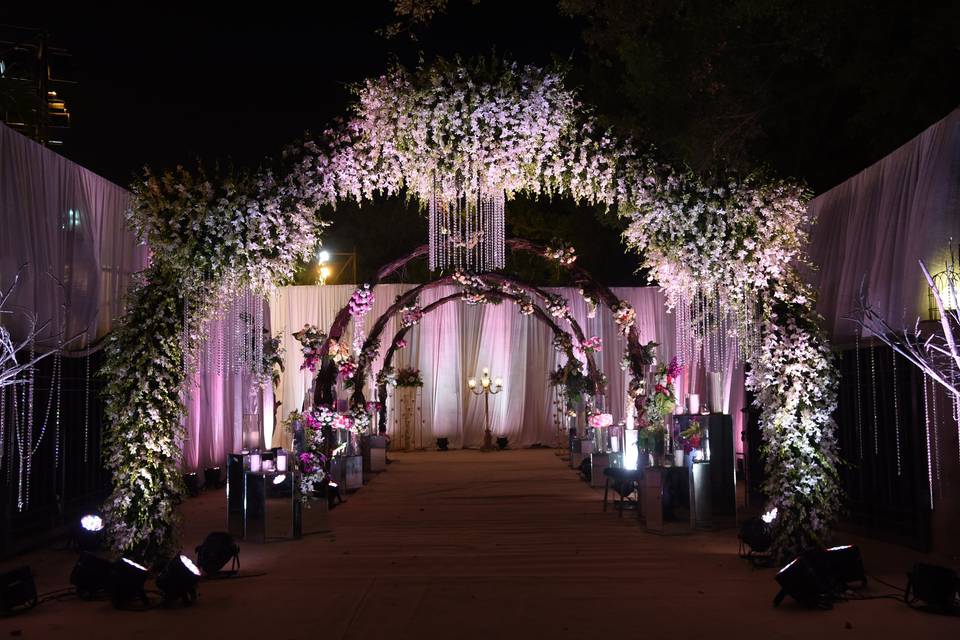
[260,284,745,453]
[0,123,147,349]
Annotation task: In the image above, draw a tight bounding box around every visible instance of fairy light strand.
[891,349,902,476]
[922,373,934,509]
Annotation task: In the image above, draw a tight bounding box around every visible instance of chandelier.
[428,184,505,272]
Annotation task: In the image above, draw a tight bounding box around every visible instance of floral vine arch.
[106,56,837,562]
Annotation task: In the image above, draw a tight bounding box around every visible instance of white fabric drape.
[0,123,147,349]
[806,106,960,343]
[263,284,744,452]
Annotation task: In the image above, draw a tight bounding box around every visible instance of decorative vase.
[674,449,685,468]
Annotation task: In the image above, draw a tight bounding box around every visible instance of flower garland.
[102,158,327,558]
[399,303,423,328]
[612,301,636,336]
[299,407,335,501]
[544,293,571,320]
[545,241,577,266]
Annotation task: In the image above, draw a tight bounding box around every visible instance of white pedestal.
[345,455,363,490]
[369,447,386,472]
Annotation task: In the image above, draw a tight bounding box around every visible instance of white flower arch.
[103,57,837,561]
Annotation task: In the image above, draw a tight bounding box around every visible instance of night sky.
[4,3,958,284]
[4,3,581,185]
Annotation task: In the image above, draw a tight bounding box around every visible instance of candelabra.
[468,367,503,451]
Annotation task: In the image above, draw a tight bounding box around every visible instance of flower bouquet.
[394,367,424,388]
[292,324,327,373]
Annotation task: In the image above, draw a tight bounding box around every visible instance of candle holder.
[468,367,503,451]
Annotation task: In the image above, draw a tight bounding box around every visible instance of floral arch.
[105,56,838,561]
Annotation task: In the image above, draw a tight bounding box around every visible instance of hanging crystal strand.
[891,349,902,476]
[0,386,5,474]
[954,359,960,466]
[931,370,942,498]
[870,342,879,457]
[83,338,90,464]
[53,342,62,470]
[854,329,863,460]
[429,182,437,272]
[19,339,35,511]
[922,372,934,509]
[255,294,264,378]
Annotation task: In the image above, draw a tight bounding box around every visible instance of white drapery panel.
[0,123,147,350]
[806,106,960,343]
[259,284,744,453]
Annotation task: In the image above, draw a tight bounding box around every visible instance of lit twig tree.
[849,254,960,402]
[0,265,54,390]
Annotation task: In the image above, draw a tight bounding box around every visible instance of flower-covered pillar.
[623,170,840,559]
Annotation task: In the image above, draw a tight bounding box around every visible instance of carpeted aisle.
[1,449,954,639]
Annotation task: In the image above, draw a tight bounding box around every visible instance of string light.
[931,371,942,498]
[922,373,934,509]
[891,349,901,477]
[854,330,863,460]
[870,343,878,456]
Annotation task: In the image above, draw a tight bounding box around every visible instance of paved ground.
[1,449,955,639]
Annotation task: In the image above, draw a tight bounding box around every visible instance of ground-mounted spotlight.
[156,555,201,606]
[739,508,776,560]
[496,437,509,450]
[74,513,104,551]
[204,466,223,489]
[183,472,201,497]
[195,532,240,576]
[906,563,959,613]
[773,553,832,609]
[327,479,342,508]
[815,545,866,591]
[70,552,113,598]
[0,566,37,615]
[109,558,149,609]
[436,437,449,451]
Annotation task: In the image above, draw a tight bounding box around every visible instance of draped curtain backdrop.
[242,284,747,459]
[806,106,960,343]
[0,123,147,350]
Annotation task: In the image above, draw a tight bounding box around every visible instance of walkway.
[2,449,953,639]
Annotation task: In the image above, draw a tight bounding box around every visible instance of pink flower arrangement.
[580,336,603,353]
[588,412,614,429]
[334,413,354,430]
[339,360,357,379]
[395,337,408,349]
[348,284,375,317]
[666,355,682,379]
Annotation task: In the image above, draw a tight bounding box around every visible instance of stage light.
[184,472,201,497]
[273,473,287,485]
[80,514,103,531]
[436,437,449,451]
[738,517,773,555]
[817,545,866,590]
[496,437,509,450]
[74,513,104,551]
[774,553,832,609]
[318,250,331,263]
[204,466,223,489]
[906,563,959,613]
[70,552,112,598]
[195,532,240,576]
[109,558,149,609]
[156,555,201,606]
[0,566,37,615]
